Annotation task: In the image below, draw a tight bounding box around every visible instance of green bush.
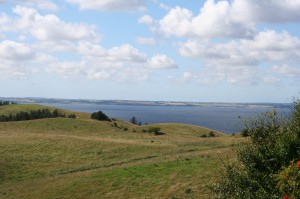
[147,127,162,135]
[208,131,216,137]
[68,113,76,119]
[90,111,110,121]
[211,100,300,198]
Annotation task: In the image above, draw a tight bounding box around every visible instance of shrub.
[68,114,76,119]
[91,111,110,121]
[208,131,216,137]
[200,132,215,138]
[211,100,300,198]
[147,127,162,135]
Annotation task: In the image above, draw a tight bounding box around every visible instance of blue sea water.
[41,103,291,134]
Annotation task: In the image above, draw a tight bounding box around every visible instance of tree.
[211,101,300,198]
[130,116,137,125]
[91,111,110,121]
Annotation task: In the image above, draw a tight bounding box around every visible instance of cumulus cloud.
[179,30,300,62]
[147,0,300,40]
[0,40,34,60]
[46,42,177,81]
[66,0,147,12]
[0,40,40,79]
[12,6,99,42]
[178,30,300,85]
[155,0,256,39]
[0,65,33,80]
[139,0,300,88]
[0,5,179,81]
[0,6,99,44]
[148,54,178,69]
[231,0,300,23]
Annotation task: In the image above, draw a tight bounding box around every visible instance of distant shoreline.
[0,97,292,109]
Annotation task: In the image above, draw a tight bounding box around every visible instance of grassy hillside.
[0,104,242,198]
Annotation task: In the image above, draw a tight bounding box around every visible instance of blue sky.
[0,0,300,103]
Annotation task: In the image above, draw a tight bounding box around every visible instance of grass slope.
[0,104,241,198]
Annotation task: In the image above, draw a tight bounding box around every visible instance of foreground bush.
[277,161,300,198]
[211,100,300,198]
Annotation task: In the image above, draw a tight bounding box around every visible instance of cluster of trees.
[0,109,76,122]
[212,100,300,198]
[130,116,146,126]
[0,101,17,106]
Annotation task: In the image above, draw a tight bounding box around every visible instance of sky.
[0,0,300,103]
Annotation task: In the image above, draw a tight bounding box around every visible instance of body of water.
[41,103,291,134]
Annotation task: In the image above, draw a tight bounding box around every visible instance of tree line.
[0,109,76,122]
[130,116,147,126]
[0,101,17,106]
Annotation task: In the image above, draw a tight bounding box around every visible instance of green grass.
[0,104,242,198]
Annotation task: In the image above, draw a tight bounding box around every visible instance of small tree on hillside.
[130,116,137,125]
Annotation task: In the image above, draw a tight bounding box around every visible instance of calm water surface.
[41,103,291,134]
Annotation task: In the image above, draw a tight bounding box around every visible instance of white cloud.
[178,30,300,85]
[0,40,34,60]
[136,37,156,45]
[156,1,256,39]
[0,0,58,11]
[149,0,300,40]
[179,30,300,61]
[0,40,39,79]
[0,6,99,43]
[46,42,178,81]
[14,6,99,42]
[0,65,33,80]
[138,15,153,24]
[148,54,178,69]
[270,65,300,78]
[107,44,147,63]
[231,0,300,23]
[66,0,147,12]
[0,5,179,82]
